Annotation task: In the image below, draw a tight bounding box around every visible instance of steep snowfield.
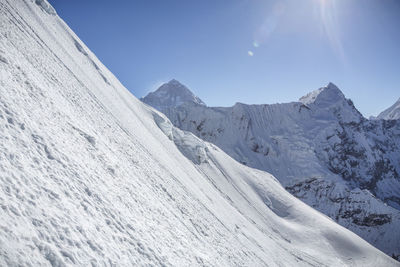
[378,98,400,120]
[143,81,400,259]
[0,0,397,266]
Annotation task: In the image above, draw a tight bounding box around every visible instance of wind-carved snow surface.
[0,0,398,266]
[143,80,400,259]
[377,98,400,120]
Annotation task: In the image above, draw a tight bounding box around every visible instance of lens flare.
[253,2,286,47]
[318,0,345,62]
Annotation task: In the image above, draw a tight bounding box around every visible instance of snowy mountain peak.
[141,79,205,111]
[299,82,363,122]
[377,97,400,120]
[299,82,345,105]
[327,81,339,90]
[168,78,183,86]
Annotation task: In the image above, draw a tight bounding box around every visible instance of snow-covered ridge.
[142,79,400,259]
[2,0,396,265]
[152,112,209,165]
[299,82,363,123]
[299,82,345,105]
[378,98,400,120]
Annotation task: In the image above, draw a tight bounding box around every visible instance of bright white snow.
[0,0,398,266]
[377,98,400,120]
[143,81,400,259]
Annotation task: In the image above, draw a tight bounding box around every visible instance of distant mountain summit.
[377,98,400,120]
[141,79,205,111]
[299,82,363,123]
[299,82,345,105]
[142,80,400,259]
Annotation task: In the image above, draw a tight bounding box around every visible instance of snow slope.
[143,81,400,259]
[377,98,400,120]
[1,0,397,266]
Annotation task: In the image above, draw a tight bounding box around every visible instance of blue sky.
[48,0,400,117]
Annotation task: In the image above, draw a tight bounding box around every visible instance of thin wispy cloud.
[318,0,346,63]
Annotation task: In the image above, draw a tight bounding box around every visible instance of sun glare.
[317,0,345,62]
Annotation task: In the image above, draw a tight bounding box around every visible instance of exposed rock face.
[285,177,398,256]
[316,119,400,209]
[142,81,400,258]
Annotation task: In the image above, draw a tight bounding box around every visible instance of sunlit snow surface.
[0,0,398,266]
[378,98,400,120]
[143,84,400,257]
